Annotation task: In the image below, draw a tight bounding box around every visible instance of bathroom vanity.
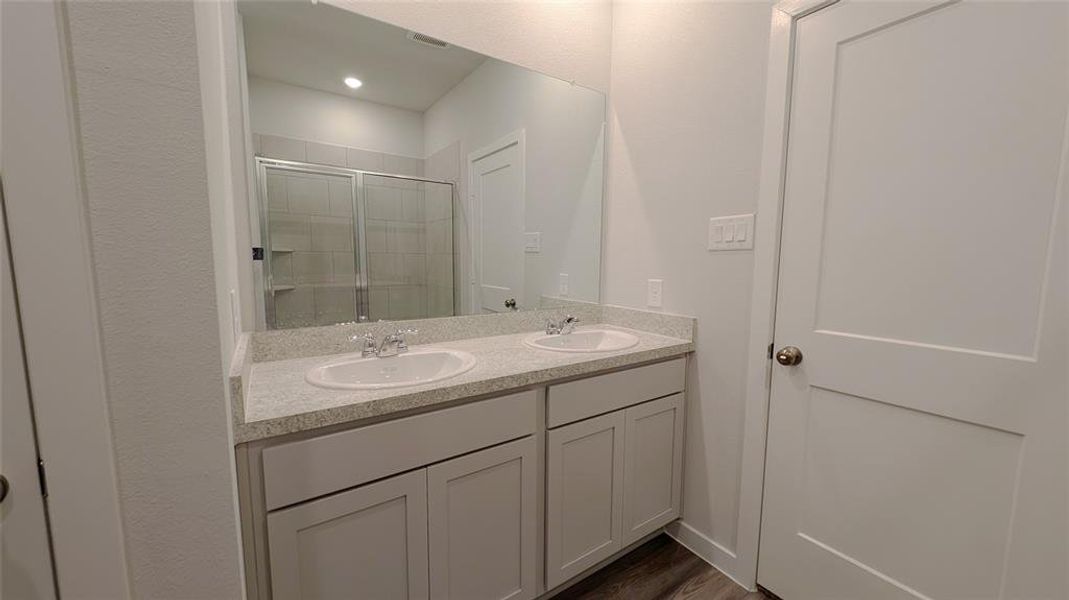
[231,307,694,600]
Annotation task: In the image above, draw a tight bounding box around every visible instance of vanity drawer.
[546,358,685,428]
[262,390,537,510]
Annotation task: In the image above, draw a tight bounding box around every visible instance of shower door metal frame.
[255,156,455,328]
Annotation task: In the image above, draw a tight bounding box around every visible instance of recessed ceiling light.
[344,77,362,89]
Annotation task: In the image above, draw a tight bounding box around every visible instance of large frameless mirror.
[238,1,605,329]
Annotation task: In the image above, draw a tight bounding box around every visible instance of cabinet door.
[622,393,684,545]
[545,411,626,589]
[428,437,537,600]
[267,469,429,600]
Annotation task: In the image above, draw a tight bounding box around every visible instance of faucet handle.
[350,332,377,356]
[395,328,418,350]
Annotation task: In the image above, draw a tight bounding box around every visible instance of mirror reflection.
[239,2,606,329]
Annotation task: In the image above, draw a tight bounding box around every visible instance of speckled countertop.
[233,324,691,443]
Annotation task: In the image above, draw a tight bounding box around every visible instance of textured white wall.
[425,59,605,310]
[327,0,613,93]
[248,76,425,157]
[602,0,774,579]
[64,2,245,597]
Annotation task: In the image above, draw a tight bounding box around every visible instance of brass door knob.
[775,346,803,366]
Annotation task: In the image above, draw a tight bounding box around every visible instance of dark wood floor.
[554,534,771,600]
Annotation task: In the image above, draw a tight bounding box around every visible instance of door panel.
[428,437,537,600]
[1,183,57,599]
[759,2,1068,599]
[545,411,625,589]
[267,470,429,600]
[621,394,684,545]
[259,162,364,328]
[471,139,524,313]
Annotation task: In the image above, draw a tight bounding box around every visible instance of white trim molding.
[732,0,840,590]
[663,521,749,588]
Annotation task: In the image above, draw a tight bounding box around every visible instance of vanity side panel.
[236,441,274,600]
[234,444,260,600]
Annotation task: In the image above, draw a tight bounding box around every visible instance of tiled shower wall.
[253,133,424,178]
[258,133,454,326]
[266,170,358,328]
[424,182,455,318]
[365,175,455,321]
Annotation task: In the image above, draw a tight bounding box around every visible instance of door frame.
[734,0,841,589]
[1,1,132,596]
[466,129,526,314]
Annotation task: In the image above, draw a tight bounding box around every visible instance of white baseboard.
[664,520,755,592]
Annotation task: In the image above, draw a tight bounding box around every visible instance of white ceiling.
[238,2,487,112]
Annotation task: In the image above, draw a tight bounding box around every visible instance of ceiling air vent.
[407,31,451,49]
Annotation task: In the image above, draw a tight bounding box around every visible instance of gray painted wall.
[64,2,245,596]
[602,0,775,572]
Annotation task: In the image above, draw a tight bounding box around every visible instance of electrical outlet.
[647,279,663,308]
[559,273,569,296]
[708,214,755,251]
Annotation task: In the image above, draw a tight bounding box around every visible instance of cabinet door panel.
[622,393,684,545]
[428,437,537,600]
[267,469,429,600]
[545,411,626,589]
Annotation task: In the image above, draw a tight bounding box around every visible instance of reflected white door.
[759,2,1068,599]
[470,135,524,313]
[1,184,57,600]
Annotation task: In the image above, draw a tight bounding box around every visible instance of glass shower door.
[259,160,366,328]
[257,158,455,328]
[363,174,455,321]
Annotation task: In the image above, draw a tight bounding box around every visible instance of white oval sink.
[524,329,639,353]
[305,347,477,390]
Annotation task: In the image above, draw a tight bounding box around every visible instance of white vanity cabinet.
[267,470,430,600]
[267,436,538,600]
[544,360,686,590]
[546,411,627,586]
[621,393,685,544]
[428,437,538,600]
[237,358,688,600]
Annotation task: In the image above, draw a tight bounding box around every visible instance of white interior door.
[759,2,1068,599]
[470,135,524,313]
[1,184,57,600]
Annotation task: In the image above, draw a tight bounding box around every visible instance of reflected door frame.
[467,129,526,314]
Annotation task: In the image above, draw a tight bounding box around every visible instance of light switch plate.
[708,214,755,251]
[647,279,663,308]
[559,273,569,296]
[524,232,542,253]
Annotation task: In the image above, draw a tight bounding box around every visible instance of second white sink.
[524,329,639,353]
[305,347,477,390]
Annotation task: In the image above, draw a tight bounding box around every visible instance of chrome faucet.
[545,315,580,335]
[349,332,378,357]
[350,329,418,357]
[376,328,418,357]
